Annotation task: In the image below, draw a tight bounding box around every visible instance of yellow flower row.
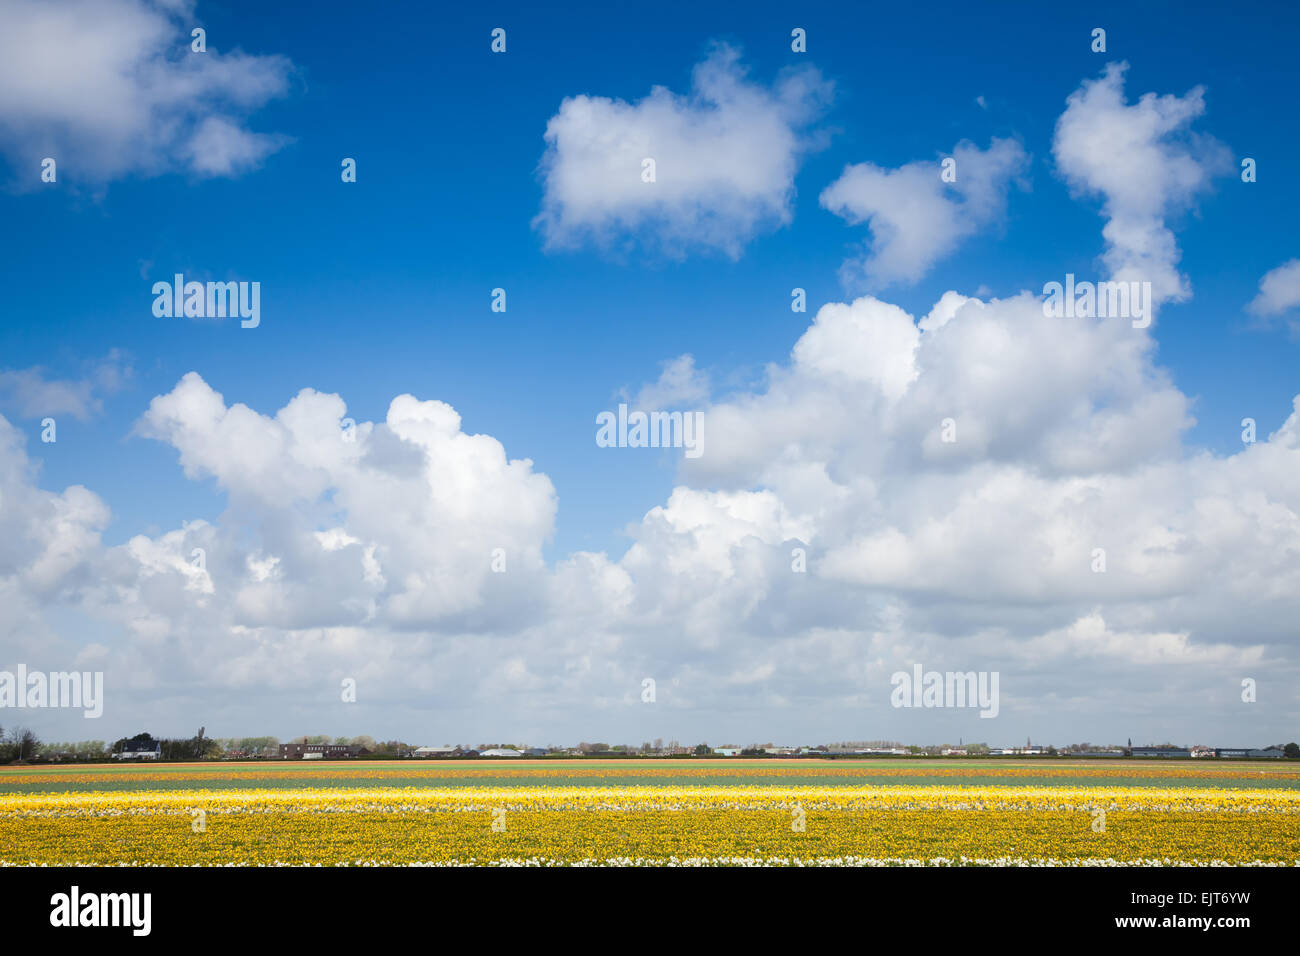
[3,784,1299,816]
[0,785,1297,865]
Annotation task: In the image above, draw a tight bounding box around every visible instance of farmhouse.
[113,741,161,760]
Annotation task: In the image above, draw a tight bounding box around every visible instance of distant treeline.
[3,728,1298,764]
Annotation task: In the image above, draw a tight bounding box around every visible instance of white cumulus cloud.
[1053,62,1233,310]
[0,0,294,183]
[1247,258,1300,334]
[820,137,1028,289]
[534,44,831,258]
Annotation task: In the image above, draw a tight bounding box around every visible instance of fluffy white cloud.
[131,372,558,628]
[1,309,1295,744]
[658,293,1300,747]
[820,137,1028,289]
[696,292,1299,652]
[534,45,831,258]
[0,417,108,597]
[690,292,1192,495]
[1053,62,1233,309]
[10,283,1297,745]
[0,413,109,672]
[1248,259,1300,334]
[0,0,293,183]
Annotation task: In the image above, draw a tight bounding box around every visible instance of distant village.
[15,731,1294,763]
[271,742,1295,761]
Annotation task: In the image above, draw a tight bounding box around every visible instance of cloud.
[1247,259,1300,333]
[183,115,289,177]
[533,44,831,258]
[625,354,711,410]
[0,0,293,184]
[0,412,109,669]
[673,292,1299,728]
[1052,62,1233,310]
[820,137,1028,289]
[4,62,1294,743]
[0,350,133,421]
[5,279,1297,746]
[132,372,558,627]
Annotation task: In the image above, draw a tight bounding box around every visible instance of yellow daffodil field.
[2,760,1297,866]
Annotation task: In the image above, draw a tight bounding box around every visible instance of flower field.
[1,758,1298,791]
[2,767,1298,866]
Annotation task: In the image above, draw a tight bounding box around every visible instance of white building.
[114,742,161,760]
[480,748,523,757]
[413,745,458,757]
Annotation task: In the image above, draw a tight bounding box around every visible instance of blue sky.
[6,0,1299,556]
[1,0,1299,746]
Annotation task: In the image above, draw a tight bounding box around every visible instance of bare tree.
[8,727,40,762]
